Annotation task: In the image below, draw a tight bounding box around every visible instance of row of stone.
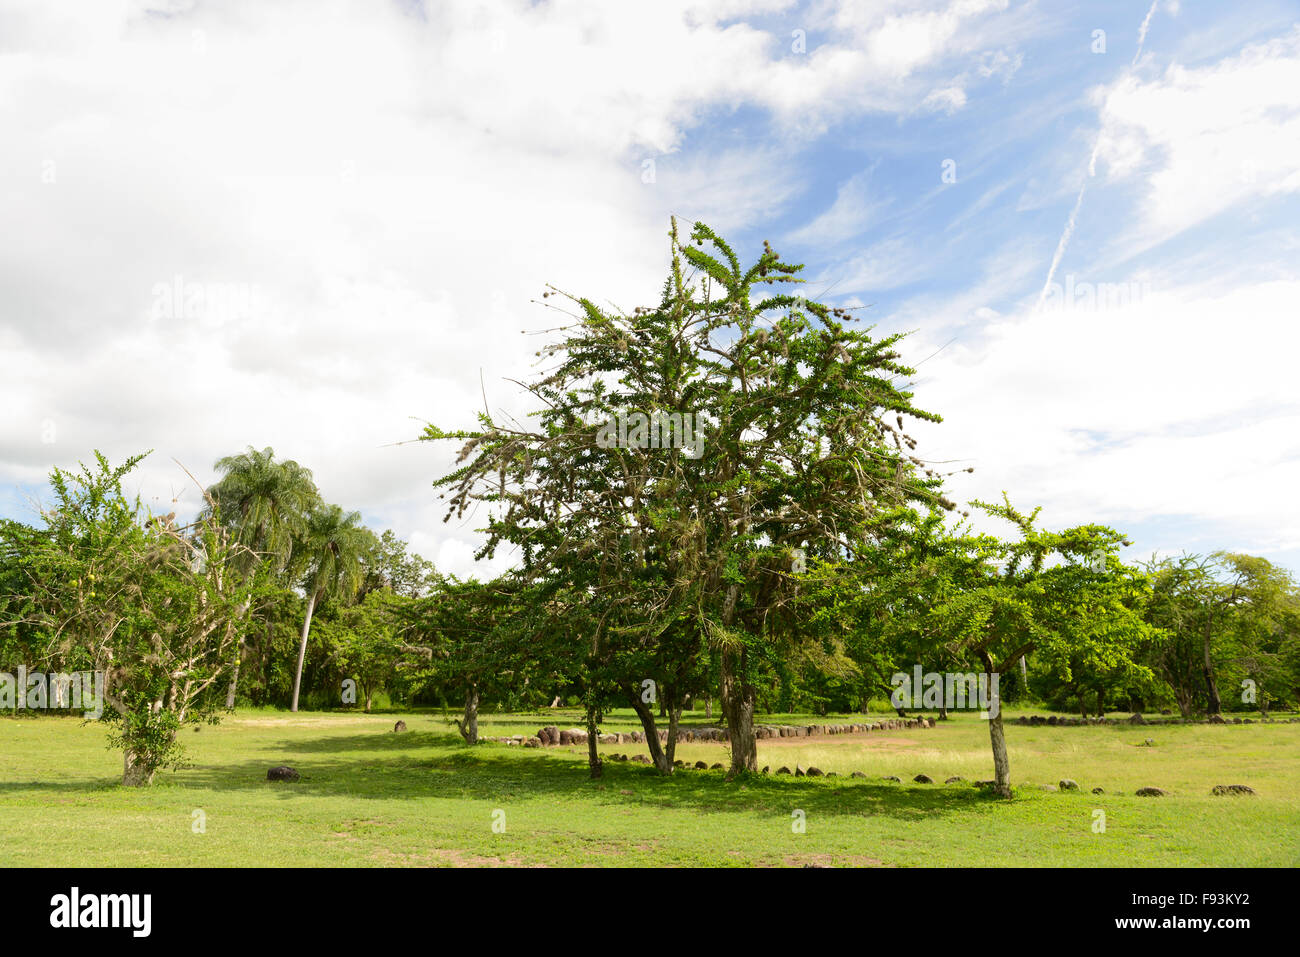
[482,718,940,747]
[1017,713,1300,727]
[755,718,936,738]
[481,727,647,747]
[592,763,1259,797]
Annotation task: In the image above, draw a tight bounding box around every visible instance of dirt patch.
[369,847,546,868]
[231,716,386,729]
[780,853,887,868]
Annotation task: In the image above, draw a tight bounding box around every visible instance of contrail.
[1036,1,1159,310]
[1036,135,1104,311]
[1133,0,1159,66]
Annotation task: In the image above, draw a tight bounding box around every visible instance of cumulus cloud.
[0,0,1006,577]
[1093,26,1300,251]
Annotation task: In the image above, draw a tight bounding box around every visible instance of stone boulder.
[393,720,407,732]
[1135,786,1168,797]
[267,766,299,782]
[913,774,934,784]
[1059,779,1080,791]
[805,766,824,777]
[1211,784,1256,796]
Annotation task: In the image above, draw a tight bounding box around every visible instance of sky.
[2,0,1298,580]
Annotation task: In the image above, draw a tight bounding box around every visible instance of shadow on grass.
[156,730,1001,823]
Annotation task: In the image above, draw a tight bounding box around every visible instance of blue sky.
[2,0,1298,578]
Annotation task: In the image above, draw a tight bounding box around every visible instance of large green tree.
[5,452,256,784]
[427,220,952,774]
[1143,552,1299,715]
[920,496,1152,798]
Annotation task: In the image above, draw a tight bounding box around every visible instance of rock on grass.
[1211,784,1256,796]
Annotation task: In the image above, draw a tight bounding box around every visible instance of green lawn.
[2,707,1296,867]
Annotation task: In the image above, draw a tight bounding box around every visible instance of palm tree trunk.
[290,589,319,713]
[224,639,242,709]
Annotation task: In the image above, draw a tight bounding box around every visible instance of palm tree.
[289,504,373,712]
[207,447,320,571]
[206,447,321,707]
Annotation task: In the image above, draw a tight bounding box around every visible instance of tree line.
[3,220,1297,795]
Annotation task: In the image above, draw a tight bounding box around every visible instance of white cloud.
[907,279,1300,553]
[0,0,1011,578]
[784,166,881,246]
[922,85,968,114]
[1094,26,1300,249]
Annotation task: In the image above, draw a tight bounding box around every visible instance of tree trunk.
[290,589,319,713]
[1203,645,1222,715]
[938,704,948,721]
[456,685,479,745]
[585,704,602,779]
[122,748,155,787]
[987,704,1011,799]
[705,697,712,719]
[224,638,242,709]
[720,647,758,774]
[981,655,1011,799]
[1078,692,1088,719]
[665,702,681,766]
[259,619,273,706]
[629,693,672,774]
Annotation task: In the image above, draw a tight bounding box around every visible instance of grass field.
[2,707,1297,867]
